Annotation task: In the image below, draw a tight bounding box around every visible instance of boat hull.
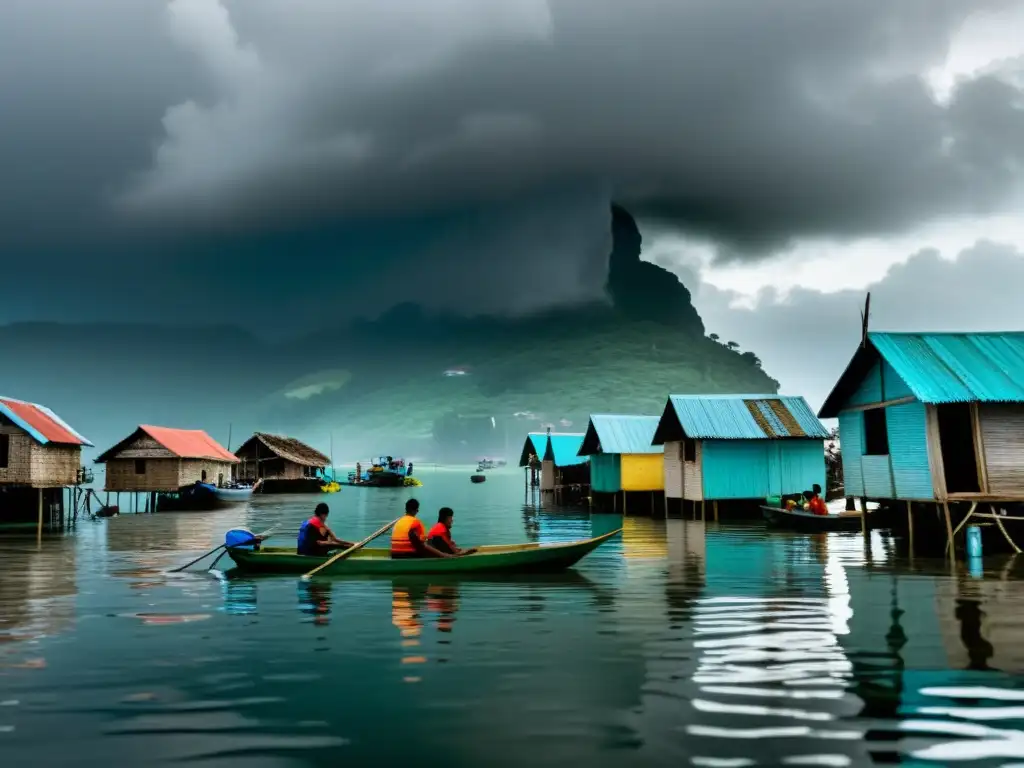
[761,505,862,532]
[213,487,254,504]
[227,529,621,576]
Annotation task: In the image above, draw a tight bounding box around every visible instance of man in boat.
[297,503,354,557]
[427,508,478,556]
[807,484,828,516]
[391,498,453,559]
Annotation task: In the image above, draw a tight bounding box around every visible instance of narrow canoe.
[213,486,254,504]
[761,505,862,532]
[226,528,622,576]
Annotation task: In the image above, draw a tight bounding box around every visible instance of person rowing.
[297,503,354,557]
[427,507,477,556]
[391,498,454,559]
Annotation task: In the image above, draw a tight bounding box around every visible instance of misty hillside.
[0,206,777,462]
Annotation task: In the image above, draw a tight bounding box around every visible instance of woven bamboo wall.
[179,459,236,486]
[105,458,182,491]
[0,423,34,485]
[28,442,80,487]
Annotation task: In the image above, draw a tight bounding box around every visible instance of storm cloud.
[2,1,1024,324]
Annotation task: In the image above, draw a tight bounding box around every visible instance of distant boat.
[471,474,486,484]
[347,456,414,487]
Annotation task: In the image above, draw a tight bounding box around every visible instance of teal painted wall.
[848,359,914,406]
[887,401,933,499]
[590,454,621,493]
[701,439,825,499]
[838,411,865,496]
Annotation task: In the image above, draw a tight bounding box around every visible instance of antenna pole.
[861,292,871,347]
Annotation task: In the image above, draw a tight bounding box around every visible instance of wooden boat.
[213,485,256,505]
[761,505,862,532]
[226,528,621,576]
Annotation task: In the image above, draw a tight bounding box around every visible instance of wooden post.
[701,500,705,521]
[623,492,627,516]
[942,502,955,560]
[906,500,914,556]
[713,500,719,522]
[651,492,655,517]
[860,498,868,538]
[36,487,43,544]
[613,493,617,513]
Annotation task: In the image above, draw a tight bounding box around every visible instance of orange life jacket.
[391,515,425,554]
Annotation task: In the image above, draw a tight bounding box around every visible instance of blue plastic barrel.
[224,528,257,550]
[966,525,983,558]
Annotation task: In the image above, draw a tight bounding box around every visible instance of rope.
[992,507,1023,554]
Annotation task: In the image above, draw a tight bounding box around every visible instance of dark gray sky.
[2,1,1023,338]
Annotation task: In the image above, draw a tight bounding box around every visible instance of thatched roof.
[238,432,330,467]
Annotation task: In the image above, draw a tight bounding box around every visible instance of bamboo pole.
[36,487,43,544]
[942,502,955,560]
[713,500,719,522]
[906,500,914,556]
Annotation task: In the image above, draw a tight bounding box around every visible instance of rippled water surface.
[4,469,1024,767]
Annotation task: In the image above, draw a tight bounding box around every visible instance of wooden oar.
[170,526,277,573]
[301,517,401,580]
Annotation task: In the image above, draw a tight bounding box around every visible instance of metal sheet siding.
[590,453,622,493]
[621,454,664,491]
[979,404,1024,495]
[701,440,771,499]
[589,415,662,454]
[869,332,1024,404]
[861,456,895,498]
[838,412,865,497]
[664,441,684,498]
[847,361,883,406]
[885,401,933,499]
[776,440,827,496]
[667,395,828,440]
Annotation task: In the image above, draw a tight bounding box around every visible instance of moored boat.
[470,474,486,483]
[226,528,621,576]
[761,505,862,532]
[213,484,257,505]
[347,456,415,487]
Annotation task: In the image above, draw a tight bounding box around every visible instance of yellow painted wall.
[621,453,664,491]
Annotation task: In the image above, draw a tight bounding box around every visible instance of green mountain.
[0,205,776,462]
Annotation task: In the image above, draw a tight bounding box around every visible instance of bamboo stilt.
[36,487,43,544]
[942,502,955,559]
[701,500,705,521]
[906,500,914,556]
[713,500,719,522]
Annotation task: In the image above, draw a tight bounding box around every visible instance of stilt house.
[96,425,239,492]
[652,394,828,516]
[518,431,588,491]
[818,331,1024,504]
[233,432,330,492]
[0,396,92,488]
[578,414,664,496]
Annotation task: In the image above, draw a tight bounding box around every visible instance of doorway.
[937,403,980,494]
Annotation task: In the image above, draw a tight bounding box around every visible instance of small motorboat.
[761,505,863,532]
[470,474,486,484]
[95,505,119,518]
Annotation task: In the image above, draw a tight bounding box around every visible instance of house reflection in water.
[0,538,78,668]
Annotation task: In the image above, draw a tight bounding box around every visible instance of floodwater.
[3,469,1024,767]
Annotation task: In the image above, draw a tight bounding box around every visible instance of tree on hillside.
[726,340,740,350]
[709,333,720,342]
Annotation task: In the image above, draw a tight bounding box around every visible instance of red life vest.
[427,522,454,550]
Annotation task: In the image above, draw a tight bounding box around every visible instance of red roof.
[140,425,239,462]
[0,397,92,446]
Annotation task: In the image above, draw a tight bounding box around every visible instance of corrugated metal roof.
[666,395,828,440]
[868,332,1024,404]
[546,433,588,467]
[518,432,548,467]
[583,414,662,455]
[141,425,239,462]
[0,396,92,446]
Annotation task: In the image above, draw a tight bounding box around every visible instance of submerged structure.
[96,425,239,494]
[0,396,92,526]
[819,331,1024,554]
[653,394,828,518]
[234,432,330,493]
[578,414,663,513]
